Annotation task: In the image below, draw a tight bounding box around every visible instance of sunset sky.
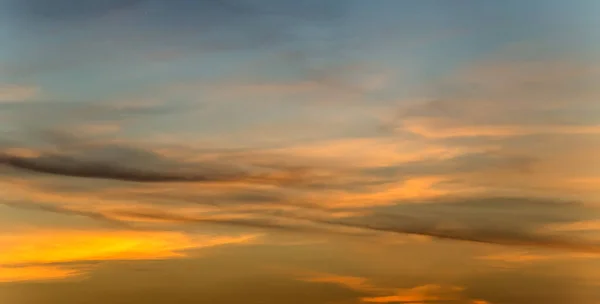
[1,1,600,303]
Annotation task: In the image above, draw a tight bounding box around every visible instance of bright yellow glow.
[0,266,82,283]
[0,230,259,283]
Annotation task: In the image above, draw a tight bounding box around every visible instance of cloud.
[0,228,259,282]
[1,52,598,263]
[360,284,468,303]
[299,273,385,294]
[0,137,310,184]
[0,84,39,102]
[399,118,600,139]
[541,220,600,233]
[475,248,600,267]
[315,218,600,254]
[477,251,552,264]
[7,184,598,254]
[0,265,83,283]
[298,272,489,304]
[390,60,600,140]
[1,122,597,255]
[0,152,298,183]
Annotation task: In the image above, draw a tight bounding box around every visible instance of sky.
[1,0,600,303]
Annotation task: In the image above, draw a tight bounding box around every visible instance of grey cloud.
[112,209,331,234]
[273,196,598,252]
[325,217,600,253]
[0,151,306,184]
[14,191,596,253]
[0,125,314,184]
[0,200,131,228]
[1,153,211,183]
[115,197,600,253]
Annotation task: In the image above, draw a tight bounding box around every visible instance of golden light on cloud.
[272,138,476,167]
[299,272,491,304]
[327,176,474,208]
[477,251,550,263]
[0,230,260,283]
[0,266,82,283]
[2,148,42,158]
[3,1,600,303]
[361,284,464,303]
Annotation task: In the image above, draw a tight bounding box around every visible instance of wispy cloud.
[298,272,490,304]
[0,228,259,282]
[0,84,39,102]
[389,60,600,140]
[0,134,309,184]
[399,118,600,139]
[0,152,303,184]
[0,265,83,283]
[541,220,600,233]
[4,180,599,254]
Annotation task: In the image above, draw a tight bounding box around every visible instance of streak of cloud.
[0,138,310,184]
[0,153,295,184]
[6,192,598,254]
[0,227,260,282]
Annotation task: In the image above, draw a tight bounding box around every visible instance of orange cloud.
[361,284,464,303]
[271,137,483,167]
[0,229,259,283]
[324,176,481,208]
[0,265,83,283]
[541,220,600,233]
[2,148,42,158]
[476,248,600,268]
[477,251,551,263]
[299,272,490,304]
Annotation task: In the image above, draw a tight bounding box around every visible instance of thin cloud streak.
[6,195,598,254]
[0,152,307,184]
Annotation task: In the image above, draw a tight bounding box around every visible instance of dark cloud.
[11,190,596,253]
[325,217,600,253]
[0,151,309,184]
[1,153,222,183]
[0,122,317,184]
[112,199,600,252]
